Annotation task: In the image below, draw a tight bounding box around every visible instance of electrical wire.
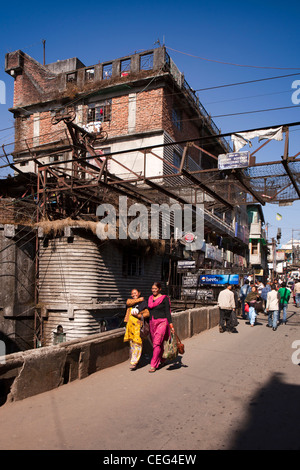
[212,104,300,119]
[166,46,300,71]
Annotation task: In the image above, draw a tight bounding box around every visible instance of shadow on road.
[228,372,300,450]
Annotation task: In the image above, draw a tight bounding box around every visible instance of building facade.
[3,46,252,347]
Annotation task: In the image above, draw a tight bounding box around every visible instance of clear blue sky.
[0,0,300,244]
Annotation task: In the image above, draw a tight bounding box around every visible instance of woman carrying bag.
[124,288,150,370]
[148,282,175,373]
[245,285,261,327]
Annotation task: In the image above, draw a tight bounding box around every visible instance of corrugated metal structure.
[0,224,36,352]
[39,228,164,346]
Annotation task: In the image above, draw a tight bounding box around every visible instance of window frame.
[87,100,112,124]
[102,63,113,80]
[122,249,144,277]
[140,53,153,71]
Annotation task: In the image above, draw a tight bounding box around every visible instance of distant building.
[247,204,268,280]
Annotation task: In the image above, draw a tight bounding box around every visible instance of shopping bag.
[162,333,178,360]
[140,315,150,339]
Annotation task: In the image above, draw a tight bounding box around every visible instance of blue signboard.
[199,274,239,285]
[218,151,250,170]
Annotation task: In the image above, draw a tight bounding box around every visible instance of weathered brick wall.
[6,52,60,108]
[7,50,203,164]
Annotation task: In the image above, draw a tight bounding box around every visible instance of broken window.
[87,100,112,123]
[102,63,112,80]
[85,68,95,81]
[66,72,77,83]
[140,53,153,71]
[121,58,131,77]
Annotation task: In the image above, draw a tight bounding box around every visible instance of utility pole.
[272,237,276,281]
[42,39,46,66]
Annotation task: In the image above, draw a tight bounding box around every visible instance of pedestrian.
[217,284,237,333]
[245,285,261,327]
[257,281,265,295]
[278,282,291,325]
[231,285,240,327]
[239,279,251,319]
[147,282,175,373]
[261,282,271,312]
[123,288,150,370]
[266,283,281,331]
[294,280,300,307]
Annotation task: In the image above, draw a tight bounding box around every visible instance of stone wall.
[0,305,219,405]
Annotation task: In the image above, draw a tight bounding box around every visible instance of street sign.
[199,274,239,285]
[218,151,250,170]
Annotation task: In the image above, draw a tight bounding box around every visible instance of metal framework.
[2,113,300,347]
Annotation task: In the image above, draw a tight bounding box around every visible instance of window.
[251,240,259,255]
[49,154,65,163]
[102,63,112,80]
[85,68,95,81]
[87,100,112,123]
[140,53,153,71]
[172,151,181,173]
[172,107,182,130]
[121,59,131,77]
[122,250,144,277]
[66,72,77,83]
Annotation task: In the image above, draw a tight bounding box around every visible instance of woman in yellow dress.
[124,288,150,370]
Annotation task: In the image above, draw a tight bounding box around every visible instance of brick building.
[2,46,251,348]
[5,46,231,174]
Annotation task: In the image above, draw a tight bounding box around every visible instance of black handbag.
[140,315,150,339]
[254,300,264,313]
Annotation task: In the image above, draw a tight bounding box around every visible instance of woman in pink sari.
[148,282,174,373]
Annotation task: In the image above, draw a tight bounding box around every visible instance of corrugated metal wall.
[39,232,163,345]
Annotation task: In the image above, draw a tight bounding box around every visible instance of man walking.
[218,284,237,333]
[266,283,280,331]
[294,280,300,308]
[278,282,291,325]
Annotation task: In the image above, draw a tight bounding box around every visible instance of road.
[0,304,300,451]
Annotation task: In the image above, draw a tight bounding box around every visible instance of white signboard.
[218,151,250,170]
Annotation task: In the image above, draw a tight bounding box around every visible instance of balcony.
[250,253,262,265]
[250,221,262,238]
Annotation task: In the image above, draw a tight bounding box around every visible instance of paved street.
[0,303,300,451]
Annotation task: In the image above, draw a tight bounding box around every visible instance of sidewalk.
[0,302,299,450]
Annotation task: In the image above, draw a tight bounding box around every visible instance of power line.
[166,46,300,71]
[212,104,300,119]
[195,72,300,92]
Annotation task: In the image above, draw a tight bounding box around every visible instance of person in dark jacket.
[239,280,251,319]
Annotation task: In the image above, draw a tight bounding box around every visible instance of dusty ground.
[0,304,299,451]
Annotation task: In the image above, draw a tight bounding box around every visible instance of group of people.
[218,276,295,333]
[123,282,174,373]
[123,276,297,370]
